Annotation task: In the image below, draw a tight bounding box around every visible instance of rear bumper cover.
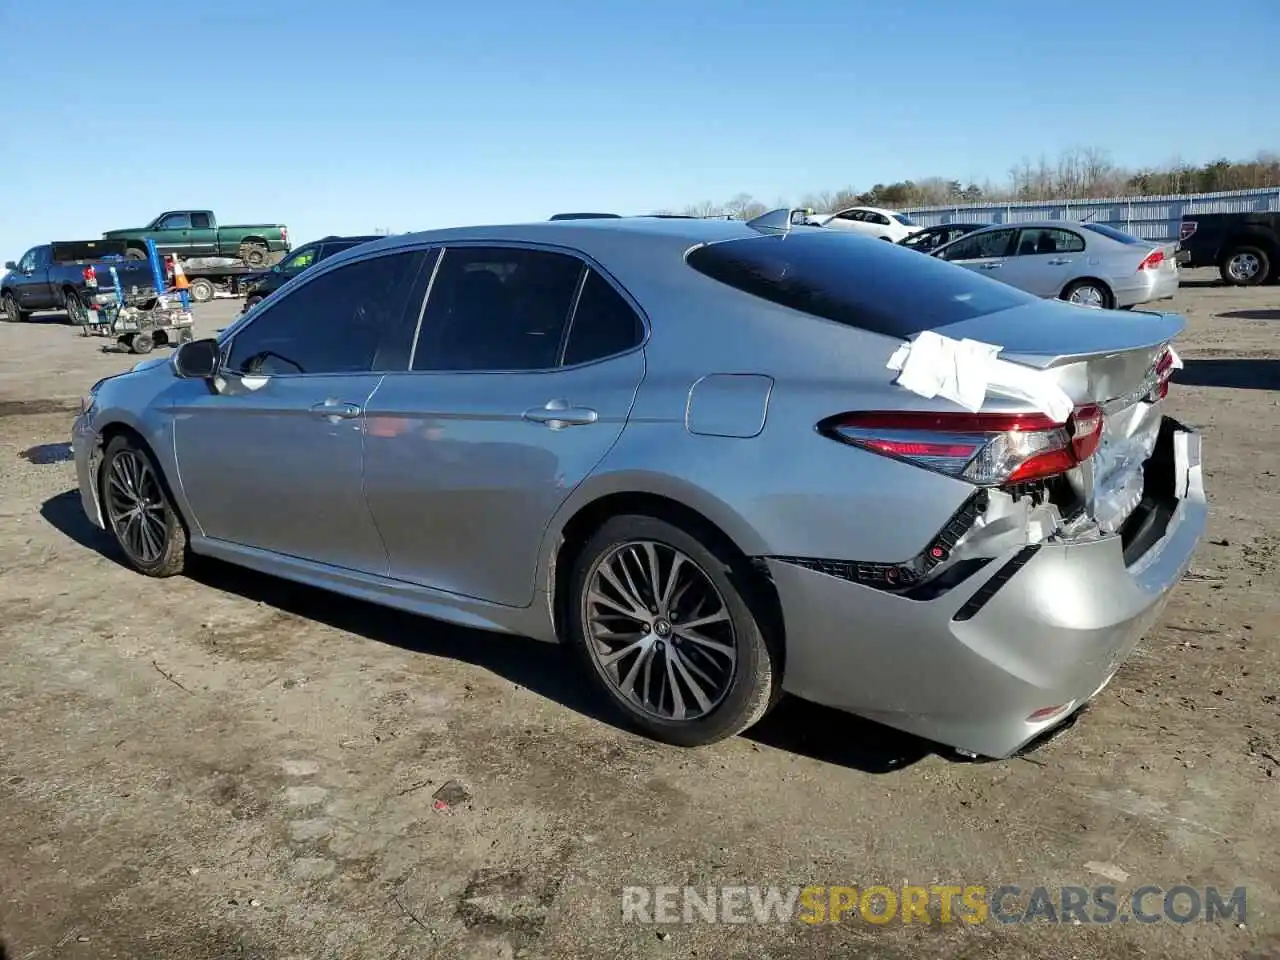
[768,418,1206,759]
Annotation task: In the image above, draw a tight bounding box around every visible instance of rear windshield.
[685,231,1034,339]
[1080,222,1143,245]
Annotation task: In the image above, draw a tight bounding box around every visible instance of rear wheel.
[63,288,90,325]
[130,331,155,354]
[1219,246,1270,287]
[1,291,29,322]
[567,514,779,747]
[125,247,148,261]
[99,435,187,577]
[238,241,268,267]
[1060,279,1113,310]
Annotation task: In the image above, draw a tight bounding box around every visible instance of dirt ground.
[1,274,1277,960]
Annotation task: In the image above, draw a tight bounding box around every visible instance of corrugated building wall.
[902,187,1280,241]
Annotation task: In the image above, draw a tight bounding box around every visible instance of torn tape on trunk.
[886,330,1074,423]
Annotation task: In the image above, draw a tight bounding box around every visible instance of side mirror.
[173,338,221,379]
[3,261,15,271]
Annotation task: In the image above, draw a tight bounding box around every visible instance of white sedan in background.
[809,206,924,242]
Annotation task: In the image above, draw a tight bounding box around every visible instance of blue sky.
[0,0,1275,258]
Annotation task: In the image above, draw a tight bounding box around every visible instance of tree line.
[660,148,1280,219]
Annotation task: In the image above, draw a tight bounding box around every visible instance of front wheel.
[1,291,29,322]
[100,435,187,577]
[567,514,779,747]
[1219,246,1270,287]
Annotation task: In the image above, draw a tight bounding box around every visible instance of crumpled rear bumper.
[768,418,1206,759]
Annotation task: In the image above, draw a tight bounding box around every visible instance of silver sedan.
[930,220,1180,310]
[71,213,1205,759]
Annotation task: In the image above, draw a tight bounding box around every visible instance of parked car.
[2,240,157,324]
[72,216,1203,760]
[809,205,924,242]
[102,210,290,267]
[930,220,1180,309]
[1178,212,1280,286]
[898,222,989,254]
[239,235,381,313]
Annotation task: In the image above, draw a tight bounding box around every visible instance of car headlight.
[81,377,109,415]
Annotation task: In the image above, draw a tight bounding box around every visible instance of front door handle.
[523,398,598,429]
[1048,258,1073,265]
[979,262,1003,270]
[310,399,362,422]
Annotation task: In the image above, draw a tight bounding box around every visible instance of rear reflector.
[823,405,1104,487]
[1180,221,1197,241]
[1138,249,1165,271]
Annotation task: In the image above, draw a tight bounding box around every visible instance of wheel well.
[239,235,268,248]
[1221,233,1279,257]
[97,423,189,530]
[1062,276,1114,306]
[550,491,786,671]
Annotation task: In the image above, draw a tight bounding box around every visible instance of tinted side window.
[227,250,425,376]
[939,229,1015,261]
[686,231,1034,340]
[158,213,192,230]
[18,248,38,271]
[1015,228,1085,256]
[412,246,583,372]
[563,270,644,365]
[191,212,212,229]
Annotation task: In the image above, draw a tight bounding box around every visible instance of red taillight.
[82,265,97,288]
[1180,221,1197,241]
[825,405,1104,487]
[1138,249,1164,271]
[281,227,289,245]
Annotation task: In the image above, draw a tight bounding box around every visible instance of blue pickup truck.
[2,239,158,324]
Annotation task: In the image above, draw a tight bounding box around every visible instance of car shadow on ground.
[18,311,74,325]
[39,489,942,773]
[1176,358,1280,390]
[1217,308,1280,321]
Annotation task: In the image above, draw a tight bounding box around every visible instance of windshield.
[893,213,917,226]
[1080,222,1143,245]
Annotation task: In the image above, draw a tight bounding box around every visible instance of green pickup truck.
[103,210,291,267]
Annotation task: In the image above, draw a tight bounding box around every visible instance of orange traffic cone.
[172,256,190,292]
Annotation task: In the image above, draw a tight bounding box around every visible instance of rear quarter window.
[1080,223,1143,245]
[685,231,1035,339]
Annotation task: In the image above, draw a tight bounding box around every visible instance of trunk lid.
[933,299,1183,534]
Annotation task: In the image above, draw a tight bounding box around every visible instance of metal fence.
[902,187,1280,241]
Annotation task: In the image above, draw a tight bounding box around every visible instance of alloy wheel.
[1068,285,1105,308]
[581,540,737,722]
[1227,252,1261,282]
[104,450,169,565]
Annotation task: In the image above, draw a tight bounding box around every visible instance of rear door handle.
[310,399,362,422]
[978,262,1002,270]
[523,399,598,429]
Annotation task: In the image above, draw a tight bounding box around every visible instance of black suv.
[239,235,381,312]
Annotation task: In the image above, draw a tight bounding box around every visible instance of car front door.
[13,247,53,309]
[150,212,195,256]
[999,227,1088,298]
[169,248,430,572]
[362,245,646,606]
[935,228,1017,278]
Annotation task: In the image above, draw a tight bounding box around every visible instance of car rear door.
[998,227,1088,298]
[187,212,218,256]
[169,248,431,573]
[362,244,646,607]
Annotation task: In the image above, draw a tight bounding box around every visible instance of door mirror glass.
[3,261,14,271]
[173,338,221,379]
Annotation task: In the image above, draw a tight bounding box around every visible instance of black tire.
[63,288,90,325]
[188,277,215,303]
[1219,245,1270,287]
[131,331,154,354]
[238,242,268,267]
[99,434,188,577]
[567,514,780,747]
[125,248,148,261]
[1060,278,1114,310]
[1,291,29,322]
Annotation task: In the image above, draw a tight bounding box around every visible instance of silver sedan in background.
[71,214,1204,760]
[930,219,1180,309]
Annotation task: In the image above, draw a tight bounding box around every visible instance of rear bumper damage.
[767,416,1206,759]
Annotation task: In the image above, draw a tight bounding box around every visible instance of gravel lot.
[1,274,1278,960]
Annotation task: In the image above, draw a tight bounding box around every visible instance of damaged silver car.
[71,211,1206,759]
